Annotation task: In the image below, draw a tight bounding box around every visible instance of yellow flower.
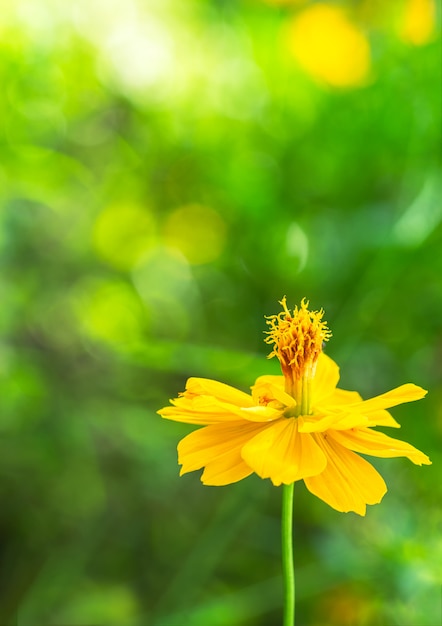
[158,298,431,515]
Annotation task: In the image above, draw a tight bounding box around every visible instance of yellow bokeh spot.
[286,4,371,87]
[163,204,227,265]
[93,203,156,271]
[399,0,435,45]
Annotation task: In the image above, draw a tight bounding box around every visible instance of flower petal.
[317,386,401,428]
[326,388,363,405]
[240,405,284,422]
[201,459,253,485]
[300,383,426,433]
[177,421,264,485]
[297,411,369,433]
[344,383,427,413]
[311,353,340,405]
[251,376,294,408]
[184,377,254,407]
[241,418,327,486]
[158,397,244,425]
[252,374,285,389]
[158,377,255,424]
[304,434,387,516]
[329,428,431,465]
[366,410,400,428]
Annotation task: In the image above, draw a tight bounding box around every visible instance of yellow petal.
[158,377,255,424]
[251,376,294,408]
[304,434,387,516]
[252,374,285,389]
[241,418,327,486]
[316,388,400,428]
[158,397,244,425]
[177,421,264,485]
[329,428,431,465]
[301,383,427,433]
[311,353,340,405]
[185,377,254,407]
[344,383,427,413]
[240,405,284,422]
[366,409,401,428]
[326,388,363,405]
[201,459,253,485]
[318,386,400,427]
[298,411,369,433]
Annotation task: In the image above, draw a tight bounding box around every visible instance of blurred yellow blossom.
[399,0,436,45]
[286,4,371,87]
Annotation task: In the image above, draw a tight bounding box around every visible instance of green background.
[1,0,441,624]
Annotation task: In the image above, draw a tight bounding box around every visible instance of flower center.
[264,297,331,415]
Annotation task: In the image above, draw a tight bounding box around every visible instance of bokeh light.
[72,278,146,347]
[286,4,371,87]
[399,0,436,45]
[163,204,227,265]
[93,203,156,271]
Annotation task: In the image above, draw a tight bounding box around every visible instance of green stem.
[281,483,295,626]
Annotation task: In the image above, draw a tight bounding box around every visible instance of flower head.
[158,298,431,515]
[265,297,331,379]
[265,296,331,411]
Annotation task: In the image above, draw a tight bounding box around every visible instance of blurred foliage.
[0,0,441,624]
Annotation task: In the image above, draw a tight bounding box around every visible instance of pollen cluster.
[265,297,332,382]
